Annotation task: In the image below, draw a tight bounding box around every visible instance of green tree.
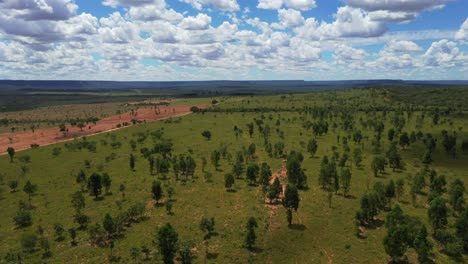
[353,148,362,167]
[211,150,221,171]
[21,233,38,253]
[430,175,446,195]
[428,196,448,232]
[283,184,300,225]
[341,168,352,197]
[179,240,193,264]
[130,247,140,263]
[201,130,211,140]
[69,228,77,246]
[87,173,102,199]
[307,138,318,157]
[151,181,163,205]
[224,173,235,191]
[385,180,396,208]
[200,217,215,258]
[245,217,258,250]
[287,153,307,189]
[102,173,112,195]
[7,147,15,162]
[232,161,243,179]
[395,178,405,201]
[23,180,37,207]
[76,170,87,192]
[371,156,386,177]
[259,162,271,188]
[103,213,115,238]
[8,180,18,192]
[449,179,465,214]
[54,223,65,241]
[455,208,468,253]
[246,163,260,185]
[14,208,32,228]
[157,223,179,264]
[399,132,410,148]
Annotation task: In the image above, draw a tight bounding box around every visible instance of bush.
[21,233,38,253]
[14,209,32,228]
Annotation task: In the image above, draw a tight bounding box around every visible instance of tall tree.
[102,173,112,195]
[245,217,258,250]
[151,181,163,205]
[71,191,85,213]
[341,168,352,197]
[428,196,448,232]
[259,162,272,188]
[224,173,235,191]
[157,223,179,264]
[283,184,300,225]
[246,163,260,185]
[307,138,318,157]
[449,179,465,214]
[23,180,37,207]
[87,173,102,199]
[7,147,15,162]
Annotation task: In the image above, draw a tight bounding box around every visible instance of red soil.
[0,104,208,155]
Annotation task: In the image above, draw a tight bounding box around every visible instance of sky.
[0,0,467,81]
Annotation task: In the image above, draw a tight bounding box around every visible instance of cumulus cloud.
[383,40,423,53]
[344,0,450,13]
[455,19,468,41]
[103,0,158,8]
[423,39,463,67]
[180,0,240,11]
[257,0,316,10]
[333,45,368,64]
[296,6,387,40]
[273,9,304,28]
[179,14,212,30]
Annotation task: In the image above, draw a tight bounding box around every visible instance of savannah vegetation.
[0,87,467,263]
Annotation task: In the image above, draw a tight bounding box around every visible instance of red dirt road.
[0,104,208,155]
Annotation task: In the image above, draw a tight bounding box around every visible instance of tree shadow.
[207,253,219,260]
[365,219,385,230]
[248,247,264,254]
[155,202,165,208]
[226,189,237,193]
[94,196,105,201]
[288,224,306,231]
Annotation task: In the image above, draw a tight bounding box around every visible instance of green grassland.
[0,88,467,263]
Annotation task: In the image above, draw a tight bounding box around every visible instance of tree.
[179,240,193,264]
[247,123,254,137]
[232,161,243,179]
[8,180,18,192]
[385,180,396,208]
[259,162,271,188]
[442,133,457,157]
[383,224,408,263]
[130,247,140,263]
[449,179,465,214]
[287,153,307,189]
[21,233,38,253]
[148,156,155,175]
[268,177,281,203]
[428,196,448,232]
[69,228,77,246]
[7,147,15,162]
[200,217,215,258]
[224,173,235,191]
[413,226,432,264]
[151,181,163,205]
[211,150,221,170]
[87,173,102,199]
[129,154,136,171]
[245,217,258,250]
[54,223,65,241]
[246,163,259,185]
[341,168,352,197]
[201,130,211,140]
[119,184,126,199]
[371,156,386,177]
[387,128,395,142]
[399,132,410,148]
[353,148,362,167]
[14,208,32,228]
[76,170,87,192]
[395,178,405,201]
[157,223,179,264]
[283,184,300,225]
[307,138,318,157]
[103,213,115,238]
[430,175,446,195]
[102,173,112,195]
[74,212,90,229]
[455,208,468,253]
[422,150,433,165]
[23,180,37,207]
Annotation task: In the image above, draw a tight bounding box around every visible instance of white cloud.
[344,0,450,13]
[276,9,304,28]
[103,0,158,8]
[257,0,316,10]
[384,40,423,53]
[333,45,368,64]
[368,10,416,22]
[180,0,240,11]
[296,6,387,40]
[455,19,468,41]
[423,39,464,67]
[179,14,212,30]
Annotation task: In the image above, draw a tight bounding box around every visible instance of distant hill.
[1,79,467,93]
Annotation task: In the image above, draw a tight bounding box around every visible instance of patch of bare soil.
[0,104,209,155]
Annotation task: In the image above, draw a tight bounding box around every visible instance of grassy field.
[0,88,467,263]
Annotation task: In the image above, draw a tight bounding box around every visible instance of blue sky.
[0,0,467,80]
